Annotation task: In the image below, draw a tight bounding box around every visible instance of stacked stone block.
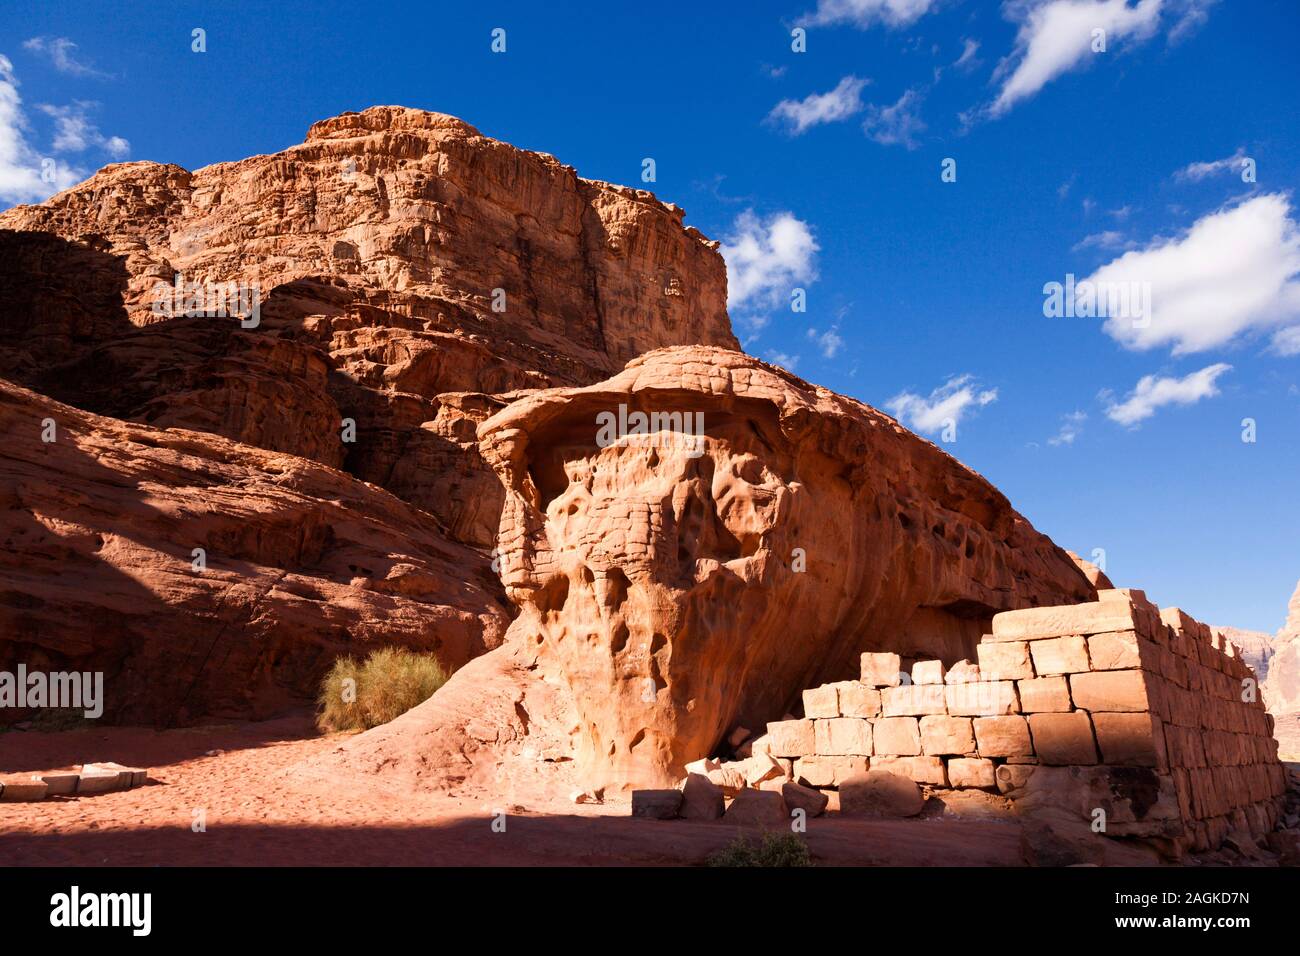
[764,589,1288,852]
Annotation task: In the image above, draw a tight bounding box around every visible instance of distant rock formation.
[1264,580,1300,715]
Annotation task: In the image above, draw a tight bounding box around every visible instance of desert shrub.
[706,832,813,867]
[316,647,449,733]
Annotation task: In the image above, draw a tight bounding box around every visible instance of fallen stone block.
[995,763,1037,795]
[77,764,131,794]
[766,719,816,758]
[977,641,1033,681]
[947,681,1020,716]
[40,771,79,796]
[991,601,1140,641]
[871,755,946,786]
[973,715,1033,757]
[781,781,829,817]
[631,789,683,819]
[793,755,868,788]
[0,777,48,802]
[912,660,946,685]
[919,715,975,755]
[861,651,902,687]
[94,762,147,788]
[948,757,996,789]
[685,757,722,776]
[1069,670,1150,713]
[839,770,924,817]
[1027,712,1098,765]
[835,681,882,718]
[723,787,788,826]
[741,753,788,786]
[1029,635,1090,675]
[802,684,840,719]
[1016,676,1072,713]
[881,683,947,716]
[1091,712,1165,768]
[706,765,747,796]
[680,773,725,820]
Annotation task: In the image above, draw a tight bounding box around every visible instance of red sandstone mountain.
[1265,580,1300,716]
[0,106,1098,733]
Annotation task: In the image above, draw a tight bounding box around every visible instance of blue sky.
[1,0,1297,631]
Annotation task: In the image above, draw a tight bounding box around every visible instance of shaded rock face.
[0,381,511,724]
[479,347,1096,788]
[0,106,737,548]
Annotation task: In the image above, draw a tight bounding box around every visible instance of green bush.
[706,832,813,867]
[316,647,449,733]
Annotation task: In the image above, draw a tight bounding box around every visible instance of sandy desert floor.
[0,712,1065,867]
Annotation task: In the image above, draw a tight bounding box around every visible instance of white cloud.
[797,0,940,29]
[862,88,926,149]
[1104,363,1231,425]
[886,374,998,434]
[806,325,844,358]
[953,38,981,71]
[765,350,801,370]
[1271,326,1300,357]
[1048,410,1087,445]
[1072,230,1133,252]
[767,76,868,135]
[1174,147,1248,182]
[1093,194,1300,354]
[0,55,83,204]
[22,37,110,79]
[990,0,1164,118]
[720,210,819,323]
[36,102,129,158]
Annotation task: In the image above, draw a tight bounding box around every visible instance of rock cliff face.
[0,379,510,724]
[0,107,736,723]
[0,106,737,547]
[475,347,1096,788]
[1264,580,1300,715]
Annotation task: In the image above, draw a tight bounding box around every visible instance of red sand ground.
[0,713,1040,866]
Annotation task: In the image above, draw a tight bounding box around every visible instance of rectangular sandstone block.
[947,757,996,789]
[766,719,816,758]
[881,683,948,716]
[0,777,48,802]
[873,716,922,755]
[990,601,1139,641]
[814,717,873,756]
[872,755,947,786]
[1088,630,1157,671]
[861,651,903,687]
[1029,635,1090,675]
[945,681,1020,717]
[912,660,946,685]
[973,715,1033,757]
[1027,712,1098,765]
[835,681,882,718]
[919,715,975,755]
[1092,712,1166,768]
[1070,670,1150,713]
[793,755,869,788]
[1016,676,1072,713]
[802,683,840,719]
[977,641,1034,681]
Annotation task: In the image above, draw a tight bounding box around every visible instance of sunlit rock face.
[480,346,1097,788]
